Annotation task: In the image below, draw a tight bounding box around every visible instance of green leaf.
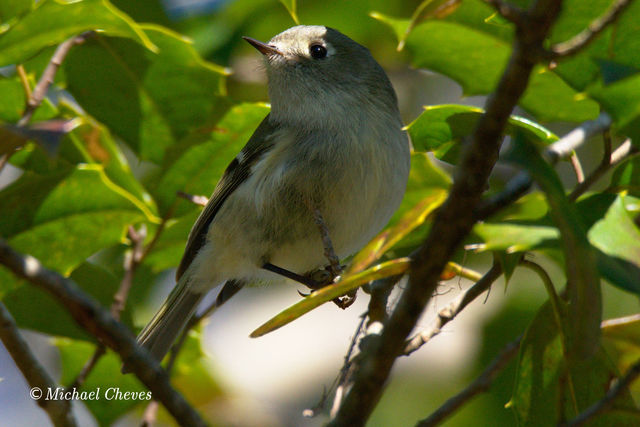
[602,316,640,377]
[510,303,637,426]
[505,136,601,360]
[64,25,230,163]
[0,165,152,286]
[3,262,133,340]
[150,102,269,215]
[56,339,149,425]
[347,189,447,274]
[278,0,299,24]
[142,211,199,273]
[404,21,599,122]
[610,156,640,196]
[589,195,640,268]
[509,303,566,426]
[0,77,58,123]
[588,73,640,143]
[251,258,411,337]
[0,0,33,24]
[382,152,451,254]
[369,12,409,49]
[406,105,558,162]
[471,222,559,254]
[0,0,156,67]
[371,0,461,51]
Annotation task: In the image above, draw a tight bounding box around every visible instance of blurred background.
[1,0,638,426]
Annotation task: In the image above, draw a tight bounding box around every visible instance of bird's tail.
[135,274,204,364]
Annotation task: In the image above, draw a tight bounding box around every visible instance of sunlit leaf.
[0,165,154,290]
[65,25,230,164]
[251,258,411,337]
[347,189,447,274]
[0,0,156,67]
[406,105,558,162]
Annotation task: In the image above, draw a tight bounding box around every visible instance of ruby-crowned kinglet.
[136,25,410,363]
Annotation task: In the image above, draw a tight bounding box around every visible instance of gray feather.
[135,274,204,364]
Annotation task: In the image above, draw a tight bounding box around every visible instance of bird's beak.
[243,36,284,57]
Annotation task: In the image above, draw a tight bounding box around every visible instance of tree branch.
[549,0,635,58]
[18,32,93,127]
[329,2,566,425]
[569,138,638,201]
[0,239,206,427]
[402,262,503,356]
[416,336,521,427]
[67,225,148,391]
[0,303,78,427]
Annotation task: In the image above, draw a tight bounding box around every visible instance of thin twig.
[483,0,526,26]
[563,358,640,427]
[549,0,635,58]
[329,314,368,419]
[18,32,93,127]
[0,239,206,427]
[569,153,585,183]
[0,303,78,427]
[176,191,208,207]
[67,225,148,391]
[569,138,638,201]
[416,336,521,427]
[16,65,32,100]
[402,263,503,356]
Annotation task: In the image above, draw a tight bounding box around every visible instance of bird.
[134,25,411,364]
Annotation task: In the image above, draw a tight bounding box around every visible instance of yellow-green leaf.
[251,258,411,337]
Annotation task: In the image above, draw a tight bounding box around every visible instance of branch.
[563,357,640,427]
[176,191,208,207]
[0,303,78,427]
[329,3,566,424]
[549,0,635,58]
[416,336,521,427]
[569,138,638,201]
[569,152,585,183]
[402,262,503,356]
[18,32,93,127]
[476,112,613,219]
[0,239,206,427]
[67,225,147,391]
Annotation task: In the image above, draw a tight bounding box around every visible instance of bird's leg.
[262,262,322,289]
[308,206,342,278]
[306,202,356,309]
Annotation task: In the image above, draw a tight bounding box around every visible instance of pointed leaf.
[0,0,156,67]
[251,258,411,337]
[278,0,299,24]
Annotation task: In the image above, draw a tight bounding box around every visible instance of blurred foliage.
[1,0,640,426]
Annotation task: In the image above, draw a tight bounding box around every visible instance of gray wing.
[176,114,277,280]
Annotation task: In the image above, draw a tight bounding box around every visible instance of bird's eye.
[309,44,327,59]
